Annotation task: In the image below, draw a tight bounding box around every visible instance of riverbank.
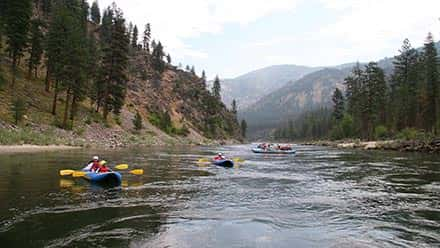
[302,139,440,153]
[0,145,81,154]
[0,122,240,150]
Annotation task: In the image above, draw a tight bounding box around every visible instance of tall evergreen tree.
[99,4,129,119]
[331,88,344,122]
[231,99,237,114]
[90,0,101,24]
[241,119,247,138]
[27,19,44,78]
[142,23,151,53]
[212,75,221,100]
[131,24,138,49]
[151,41,165,74]
[391,38,420,129]
[201,70,207,88]
[166,54,171,64]
[421,33,439,133]
[4,0,32,87]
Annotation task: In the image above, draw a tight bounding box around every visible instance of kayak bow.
[83,171,122,185]
[212,159,234,168]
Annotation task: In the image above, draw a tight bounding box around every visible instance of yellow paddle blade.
[59,170,75,176]
[198,158,209,163]
[72,171,87,177]
[233,158,245,163]
[115,164,129,170]
[130,169,144,175]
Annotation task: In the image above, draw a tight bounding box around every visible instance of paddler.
[96,160,110,173]
[83,156,101,172]
[213,152,226,160]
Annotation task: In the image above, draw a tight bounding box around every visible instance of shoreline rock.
[301,139,440,153]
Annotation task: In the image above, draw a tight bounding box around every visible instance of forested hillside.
[0,0,242,146]
[275,36,440,142]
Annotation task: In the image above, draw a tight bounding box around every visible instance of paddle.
[68,168,144,177]
[59,169,75,176]
[60,164,142,178]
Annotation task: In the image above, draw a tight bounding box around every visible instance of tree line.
[274,33,440,141]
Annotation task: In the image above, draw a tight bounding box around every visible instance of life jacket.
[98,165,109,173]
[90,161,100,171]
[214,155,224,160]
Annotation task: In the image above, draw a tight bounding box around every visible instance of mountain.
[239,41,440,139]
[212,65,321,109]
[239,68,350,138]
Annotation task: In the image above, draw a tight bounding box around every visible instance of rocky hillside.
[0,1,241,147]
[210,65,320,109]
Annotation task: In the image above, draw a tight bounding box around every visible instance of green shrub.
[0,128,63,145]
[114,116,122,126]
[397,128,420,140]
[374,125,388,140]
[133,111,143,130]
[330,114,355,140]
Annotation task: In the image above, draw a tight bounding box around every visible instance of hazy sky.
[99,0,440,79]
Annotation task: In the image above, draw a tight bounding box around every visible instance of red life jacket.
[91,161,100,171]
[99,166,109,173]
[214,155,224,160]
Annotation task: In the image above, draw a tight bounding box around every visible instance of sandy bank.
[0,145,81,154]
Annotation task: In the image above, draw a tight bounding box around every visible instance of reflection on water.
[0,145,439,247]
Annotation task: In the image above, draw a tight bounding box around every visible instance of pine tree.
[0,0,5,50]
[166,54,171,64]
[4,0,32,87]
[201,70,206,85]
[90,0,101,24]
[421,33,439,133]
[391,38,420,129]
[142,23,151,53]
[331,88,344,122]
[27,19,44,79]
[231,99,237,114]
[100,4,129,119]
[212,75,221,100]
[131,25,138,49]
[151,41,165,74]
[241,119,247,138]
[11,98,26,125]
[190,66,195,75]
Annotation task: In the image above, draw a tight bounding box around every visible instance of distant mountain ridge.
[211,64,321,109]
[239,41,440,139]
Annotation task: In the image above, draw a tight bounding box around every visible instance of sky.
[99,0,440,79]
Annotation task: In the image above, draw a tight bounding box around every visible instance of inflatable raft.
[251,148,296,154]
[212,159,234,168]
[83,171,122,185]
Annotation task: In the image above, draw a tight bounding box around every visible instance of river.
[0,145,439,247]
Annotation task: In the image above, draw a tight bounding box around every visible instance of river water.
[0,145,439,247]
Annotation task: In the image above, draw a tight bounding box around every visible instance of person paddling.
[96,160,110,173]
[214,152,226,161]
[83,156,101,172]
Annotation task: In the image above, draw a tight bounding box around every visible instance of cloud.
[98,0,302,62]
[318,0,440,58]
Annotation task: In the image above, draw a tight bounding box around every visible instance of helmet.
[92,156,99,160]
[218,152,223,156]
[99,160,107,166]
